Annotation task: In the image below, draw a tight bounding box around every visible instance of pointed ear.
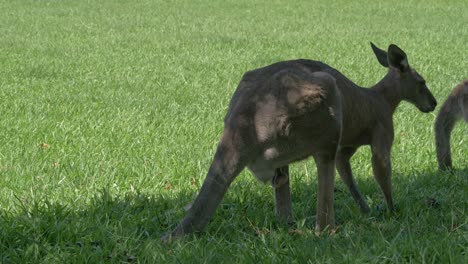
[371,42,389,68]
[388,44,409,72]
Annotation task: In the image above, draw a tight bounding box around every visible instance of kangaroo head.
[459,81,468,122]
[371,43,437,113]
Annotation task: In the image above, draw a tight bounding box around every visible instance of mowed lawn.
[0,0,467,263]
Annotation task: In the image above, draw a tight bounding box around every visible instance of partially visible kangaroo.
[435,80,468,170]
[163,43,437,241]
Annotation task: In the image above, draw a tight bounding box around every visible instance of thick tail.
[435,108,456,170]
[163,129,246,241]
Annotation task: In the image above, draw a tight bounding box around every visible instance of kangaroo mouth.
[418,100,437,113]
[419,106,436,113]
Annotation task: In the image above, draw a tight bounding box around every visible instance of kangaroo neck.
[370,71,403,114]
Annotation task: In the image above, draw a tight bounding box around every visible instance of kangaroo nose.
[426,98,437,112]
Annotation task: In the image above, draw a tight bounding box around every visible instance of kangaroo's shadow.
[392,167,468,211]
[328,166,468,228]
[165,165,468,237]
[0,188,196,262]
[233,165,468,231]
[1,167,466,261]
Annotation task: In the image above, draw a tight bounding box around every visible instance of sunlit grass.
[0,0,467,262]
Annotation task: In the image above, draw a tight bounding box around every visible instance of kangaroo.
[163,43,437,241]
[435,80,468,170]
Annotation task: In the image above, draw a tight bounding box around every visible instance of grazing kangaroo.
[435,80,468,170]
[163,43,437,241]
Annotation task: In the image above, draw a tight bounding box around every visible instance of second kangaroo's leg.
[336,147,370,213]
[272,166,294,224]
[371,131,394,211]
[314,153,336,232]
[164,129,247,241]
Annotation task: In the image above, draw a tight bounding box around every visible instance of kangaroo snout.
[426,99,437,112]
[421,104,436,113]
[420,95,437,113]
[428,97,438,112]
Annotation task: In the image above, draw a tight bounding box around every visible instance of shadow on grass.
[335,166,467,215]
[391,167,467,212]
[0,167,466,262]
[0,188,192,262]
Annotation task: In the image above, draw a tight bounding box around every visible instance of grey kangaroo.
[435,80,468,170]
[163,43,437,241]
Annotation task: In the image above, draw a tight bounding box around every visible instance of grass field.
[0,0,467,263]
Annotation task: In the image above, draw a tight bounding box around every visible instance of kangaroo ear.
[371,42,389,68]
[387,44,409,72]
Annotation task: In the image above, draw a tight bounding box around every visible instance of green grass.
[0,0,467,263]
